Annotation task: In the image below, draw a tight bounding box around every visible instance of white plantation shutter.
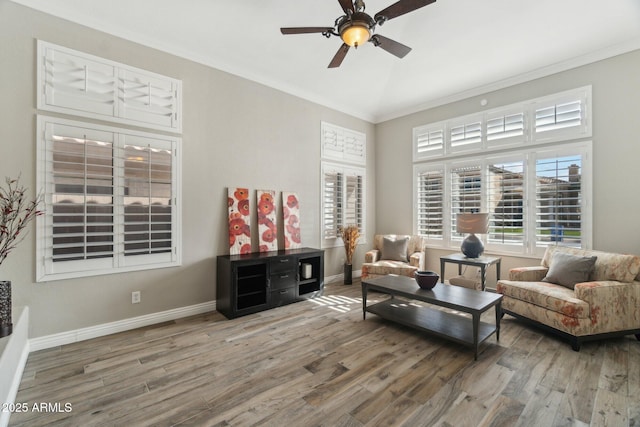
[321,162,365,246]
[322,169,343,239]
[533,88,590,142]
[321,122,366,165]
[450,120,482,148]
[415,168,444,239]
[41,46,117,117]
[451,165,482,238]
[37,116,181,281]
[535,101,582,133]
[119,70,180,130]
[413,124,444,160]
[121,135,175,265]
[38,41,182,133]
[486,112,525,143]
[45,122,115,270]
[345,173,363,233]
[535,154,583,248]
[487,160,525,246]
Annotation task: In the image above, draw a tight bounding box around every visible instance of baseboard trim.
[0,306,29,427]
[29,301,216,352]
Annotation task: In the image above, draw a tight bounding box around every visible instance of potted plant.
[0,176,42,337]
[338,225,360,285]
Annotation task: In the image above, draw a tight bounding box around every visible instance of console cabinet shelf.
[217,248,324,319]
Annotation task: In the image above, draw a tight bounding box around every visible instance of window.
[412,87,592,255]
[37,116,181,281]
[37,40,182,133]
[320,121,366,248]
[534,154,584,248]
[412,86,591,159]
[321,162,365,247]
[414,167,444,239]
[321,121,366,164]
[413,142,591,255]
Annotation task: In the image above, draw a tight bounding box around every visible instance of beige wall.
[375,48,640,280]
[0,1,375,337]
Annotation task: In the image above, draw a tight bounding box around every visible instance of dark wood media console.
[216,247,324,319]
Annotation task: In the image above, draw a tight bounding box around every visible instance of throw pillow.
[542,251,597,289]
[381,236,409,262]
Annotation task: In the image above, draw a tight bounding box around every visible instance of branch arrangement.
[339,225,360,265]
[0,176,43,266]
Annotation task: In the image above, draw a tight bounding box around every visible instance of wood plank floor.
[9,280,640,427]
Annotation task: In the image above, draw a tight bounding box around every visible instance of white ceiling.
[11,0,640,122]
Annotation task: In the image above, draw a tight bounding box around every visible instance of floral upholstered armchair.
[497,245,640,350]
[361,235,425,280]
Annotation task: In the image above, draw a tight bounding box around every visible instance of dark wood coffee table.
[362,275,502,360]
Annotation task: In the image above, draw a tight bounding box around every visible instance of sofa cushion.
[362,261,418,278]
[497,280,590,319]
[542,246,640,283]
[542,251,597,289]
[381,236,409,262]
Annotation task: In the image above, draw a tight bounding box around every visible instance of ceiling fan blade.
[338,0,354,14]
[280,27,334,35]
[374,0,436,23]
[371,35,412,58]
[328,43,350,68]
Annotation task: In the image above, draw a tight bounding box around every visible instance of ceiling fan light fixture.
[340,23,371,47]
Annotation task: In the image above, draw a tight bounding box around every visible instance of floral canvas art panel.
[228,187,251,255]
[257,190,277,252]
[282,191,301,249]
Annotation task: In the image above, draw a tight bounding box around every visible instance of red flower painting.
[282,192,301,249]
[228,187,251,255]
[257,190,277,252]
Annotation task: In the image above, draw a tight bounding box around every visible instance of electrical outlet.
[131,291,141,304]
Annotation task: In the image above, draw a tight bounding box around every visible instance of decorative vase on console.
[0,176,42,338]
[339,225,360,285]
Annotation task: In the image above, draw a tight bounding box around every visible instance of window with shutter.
[487,159,525,246]
[532,88,590,143]
[535,154,583,248]
[37,116,181,281]
[450,120,482,149]
[37,41,182,133]
[321,162,365,247]
[413,123,445,160]
[41,46,117,118]
[451,165,482,239]
[321,122,366,165]
[486,111,525,145]
[414,167,444,240]
[119,70,180,130]
[322,168,343,240]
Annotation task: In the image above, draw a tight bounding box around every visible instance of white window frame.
[36,115,182,282]
[321,161,366,249]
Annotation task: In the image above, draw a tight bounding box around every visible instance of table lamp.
[456,213,489,258]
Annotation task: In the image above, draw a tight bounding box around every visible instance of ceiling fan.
[280,0,436,68]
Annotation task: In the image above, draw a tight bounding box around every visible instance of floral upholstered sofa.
[497,245,640,350]
[361,235,425,280]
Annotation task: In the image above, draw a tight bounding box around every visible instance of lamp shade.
[456,213,489,234]
[341,24,371,47]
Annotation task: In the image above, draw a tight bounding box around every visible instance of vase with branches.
[338,225,360,284]
[0,176,43,337]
